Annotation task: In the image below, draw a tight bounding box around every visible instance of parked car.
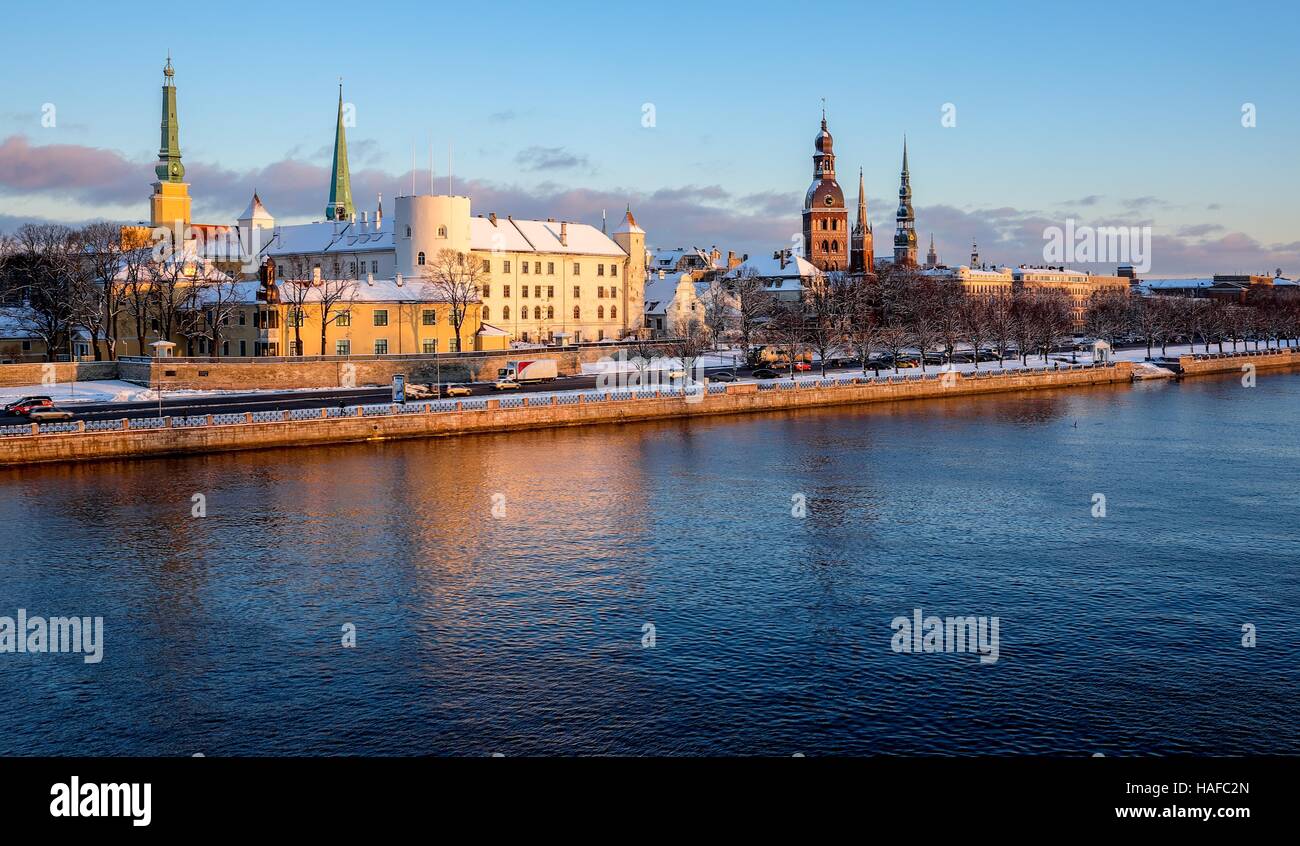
[709,371,739,382]
[894,356,921,368]
[441,384,473,397]
[4,396,54,416]
[491,379,522,391]
[792,361,813,372]
[751,368,780,379]
[27,407,74,422]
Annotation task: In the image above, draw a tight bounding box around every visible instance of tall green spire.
[154,55,184,183]
[326,84,354,221]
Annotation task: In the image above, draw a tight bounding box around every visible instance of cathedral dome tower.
[802,109,848,271]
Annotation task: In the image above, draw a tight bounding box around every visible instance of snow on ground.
[0,379,159,405]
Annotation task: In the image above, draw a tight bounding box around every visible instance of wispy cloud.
[514,146,589,172]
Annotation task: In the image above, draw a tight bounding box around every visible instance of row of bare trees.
[0,222,247,360]
[684,264,1300,377]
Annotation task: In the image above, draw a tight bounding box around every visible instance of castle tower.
[148,56,192,229]
[970,240,980,268]
[612,207,647,337]
[801,109,848,271]
[893,139,917,266]
[926,233,938,269]
[326,84,355,221]
[850,167,874,273]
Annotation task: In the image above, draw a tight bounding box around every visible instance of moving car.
[441,384,473,398]
[709,371,739,382]
[492,379,522,391]
[3,396,54,416]
[27,407,74,422]
[751,368,780,379]
[792,361,812,372]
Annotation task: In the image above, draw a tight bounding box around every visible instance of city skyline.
[0,0,1296,275]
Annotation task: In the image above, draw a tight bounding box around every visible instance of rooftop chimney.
[395,273,403,287]
[560,221,568,246]
[489,212,497,226]
[366,272,374,286]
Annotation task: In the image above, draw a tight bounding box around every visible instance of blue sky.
[1,0,1297,274]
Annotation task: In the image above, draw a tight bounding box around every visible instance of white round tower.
[395,194,472,278]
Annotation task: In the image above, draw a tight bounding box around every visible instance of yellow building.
[1013,267,1129,330]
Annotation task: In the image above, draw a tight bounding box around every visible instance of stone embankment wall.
[0,363,1132,467]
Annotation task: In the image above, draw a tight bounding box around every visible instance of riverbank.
[2,350,1296,468]
[1,362,1131,466]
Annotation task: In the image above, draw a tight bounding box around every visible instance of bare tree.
[805,271,849,376]
[844,273,884,374]
[193,262,244,357]
[422,249,485,353]
[729,266,772,367]
[984,291,1016,364]
[79,222,127,360]
[1084,289,1129,348]
[763,298,808,379]
[959,293,990,369]
[0,223,81,360]
[316,270,359,356]
[666,314,711,384]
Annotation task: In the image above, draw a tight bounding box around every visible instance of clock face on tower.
[824,195,834,206]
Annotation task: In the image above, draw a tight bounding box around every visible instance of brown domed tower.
[802,110,848,271]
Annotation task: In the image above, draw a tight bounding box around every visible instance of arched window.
[547,306,554,319]
[503,305,511,320]
[405,226,412,237]
[417,252,426,266]
[821,240,829,253]
[573,306,581,319]
[831,240,839,253]
[610,305,617,319]
[437,225,447,237]
[482,306,490,320]
[534,306,541,320]
[597,305,604,319]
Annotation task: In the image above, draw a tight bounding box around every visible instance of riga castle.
[128,58,646,352]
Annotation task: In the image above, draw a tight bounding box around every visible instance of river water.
[2,371,1297,755]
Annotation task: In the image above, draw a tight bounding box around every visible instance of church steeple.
[850,166,874,273]
[148,54,192,228]
[893,137,917,266]
[326,83,355,222]
[155,55,184,183]
[926,233,938,269]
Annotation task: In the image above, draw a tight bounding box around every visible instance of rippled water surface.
[2,372,1298,755]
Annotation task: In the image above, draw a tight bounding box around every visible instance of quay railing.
[0,362,1118,440]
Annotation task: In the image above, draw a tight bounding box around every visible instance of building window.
[503,305,511,320]
[374,339,388,355]
[611,305,617,319]
[522,261,529,274]
[573,286,580,299]
[611,286,618,298]
[534,306,541,320]
[239,340,247,356]
[547,262,554,274]
[573,262,581,275]
[597,286,605,298]
[335,340,350,356]
[547,286,554,298]
[534,286,541,298]
[371,260,378,273]
[503,260,511,273]
[289,309,304,328]
[277,264,285,277]
[482,306,490,320]
[831,240,839,253]
[504,285,512,298]
[547,306,554,319]
[238,312,246,325]
[336,310,351,327]
[598,264,605,277]
[611,264,618,278]
[597,305,604,319]
[573,305,580,319]
[437,225,447,237]
[482,284,490,297]
[374,309,389,327]
[534,262,541,274]
[418,252,426,266]
[423,339,437,354]
[422,309,436,325]
[522,285,529,298]
[482,259,491,272]
[405,226,412,237]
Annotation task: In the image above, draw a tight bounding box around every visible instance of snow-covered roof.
[724,252,822,281]
[0,311,39,339]
[261,221,393,258]
[613,208,643,235]
[276,276,469,304]
[476,322,509,336]
[1141,278,1213,289]
[643,273,689,315]
[239,193,275,225]
[506,219,625,256]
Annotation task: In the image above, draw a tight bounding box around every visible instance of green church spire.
[154,55,185,183]
[326,84,354,221]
